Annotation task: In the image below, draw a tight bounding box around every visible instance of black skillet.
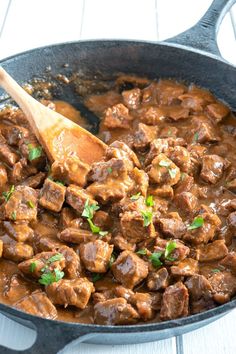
[0,0,236,352]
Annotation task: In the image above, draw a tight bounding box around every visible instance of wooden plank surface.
[0,0,236,353]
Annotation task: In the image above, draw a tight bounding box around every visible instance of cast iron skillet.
[0,0,236,352]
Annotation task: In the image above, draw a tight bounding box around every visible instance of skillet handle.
[0,316,96,354]
[164,0,236,57]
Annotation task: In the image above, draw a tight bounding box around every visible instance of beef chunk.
[46,278,94,309]
[21,172,46,188]
[39,178,66,212]
[120,211,156,243]
[130,292,155,320]
[58,228,96,244]
[35,235,64,252]
[0,163,7,187]
[2,237,34,262]
[175,174,194,195]
[0,132,19,166]
[185,274,214,314]
[139,106,166,125]
[208,271,236,304]
[130,168,149,197]
[9,158,38,184]
[79,240,113,273]
[51,156,90,187]
[3,221,33,242]
[133,123,158,150]
[147,268,169,291]
[107,140,140,168]
[122,88,141,109]
[18,251,66,278]
[147,153,180,186]
[59,207,77,228]
[145,138,169,165]
[174,192,198,214]
[220,252,236,275]
[150,185,174,199]
[200,155,226,184]
[87,158,132,203]
[103,103,133,129]
[206,102,230,123]
[189,116,220,143]
[160,282,189,320]
[1,125,29,146]
[171,258,198,276]
[179,87,214,112]
[58,245,82,279]
[66,185,96,214]
[94,298,139,325]
[158,214,186,238]
[184,210,221,245]
[14,290,57,319]
[4,274,35,302]
[0,240,3,257]
[112,250,148,289]
[157,80,186,105]
[197,240,228,262]
[227,211,236,231]
[4,186,37,221]
[93,210,112,229]
[154,239,190,262]
[113,234,136,252]
[167,146,192,173]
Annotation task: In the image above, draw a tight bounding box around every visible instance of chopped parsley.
[107,167,113,174]
[159,160,177,179]
[99,231,109,237]
[180,172,186,181]
[193,132,199,142]
[48,253,63,264]
[30,262,37,273]
[11,211,16,221]
[92,273,104,282]
[82,199,100,219]
[159,160,171,168]
[188,216,204,230]
[87,218,108,237]
[28,144,43,161]
[168,168,177,179]
[146,195,154,207]
[149,252,163,268]
[211,268,221,273]
[164,241,177,261]
[136,249,147,255]
[39,269,64,286]
[109,253,116,268]
[2,185,15,202]
[27,200,35,209]
[130,192,141,201]
[141,210,153,227]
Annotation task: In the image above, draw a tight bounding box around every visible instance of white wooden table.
[0,1,236,353]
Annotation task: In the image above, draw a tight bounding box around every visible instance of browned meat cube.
[167,146,192,173]
[51,156,90,187]
[145,138,169,165]
[175,174,194,195]
[188,116,220,143]
[208,271,236,304]
[35,235,64,252]
[174,192,198,214]
[58,245,82,279]
[0,239,3,257]
[122,88,141,109]
[93,210,112,229]
[154,239,190,263]
[103,103,133,129]
[200,155,226,184]
[113,234,136,252]
[130,168,149,198]
[0,163,7,187]
[130,292,155,320]
[179,87,214,112]
[164,105,190,121]
[158,214,186,238]
[46,278,94,309]
[14,290,57,319]
[147,153,180,186]
[120,211,155,243]
[4,186,37,221]
[4,274,36,302]
[94,298,139,325]
[139,106,167,125]
[157,80,186,105]
[2,237,33,262]
[66,185,96,214]
[1,125,29,146]
[197,240,228,262]
[9,158,38,184]
[159,126,178,138]
[160,282,189,320]
[0,132,19,166]
[18,251,66,278]
[133,123,158,151]
[184,210,221,245]
[171,258,198,276]
[185,274,214,314]
[59,207,77,228]
[220,252,236,274]
[106,140,141,168]
[112,250,148,289]
[147,268,169,291]
[39,178,66,212]
[21,172,46,188]
[87,158,133,203]
[227,211,236,231]
[3,221,33,242]
[79,240,113,273]
[149,185,174,199]
[206,102,230,123]
[58,228,96,244]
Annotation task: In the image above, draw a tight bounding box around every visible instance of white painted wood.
[217,6,236,65]
[80,0,158,41]
[0,0,10,34]
[182,309,236,354]
[0,0,84,59]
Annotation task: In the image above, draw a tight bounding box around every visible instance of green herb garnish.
[92,273,104,282]
[211,268,221,273]
[188,216,204,230]
[168,168,177,179]
[130,192,141,201]
[27,201,35,209]
[82,199,100,219]
[164,241,177,261]
[39,269,64,286]
[149,252,163,268]
[193,132,199,142]
[109,253,116,268]
[11,211,16,220]
[146,195,154,207]
[87,219,108,237]
[159,160,171,167]
[141,210,153,227]
[99,231,109,237]
[2,185,15,202]
[30,262,37,273]
[47,253,63,264]
[136,249,147,255]
[28,144,43,161]
[107,167,113,174]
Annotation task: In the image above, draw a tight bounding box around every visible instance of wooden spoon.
[0,67,107,165]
